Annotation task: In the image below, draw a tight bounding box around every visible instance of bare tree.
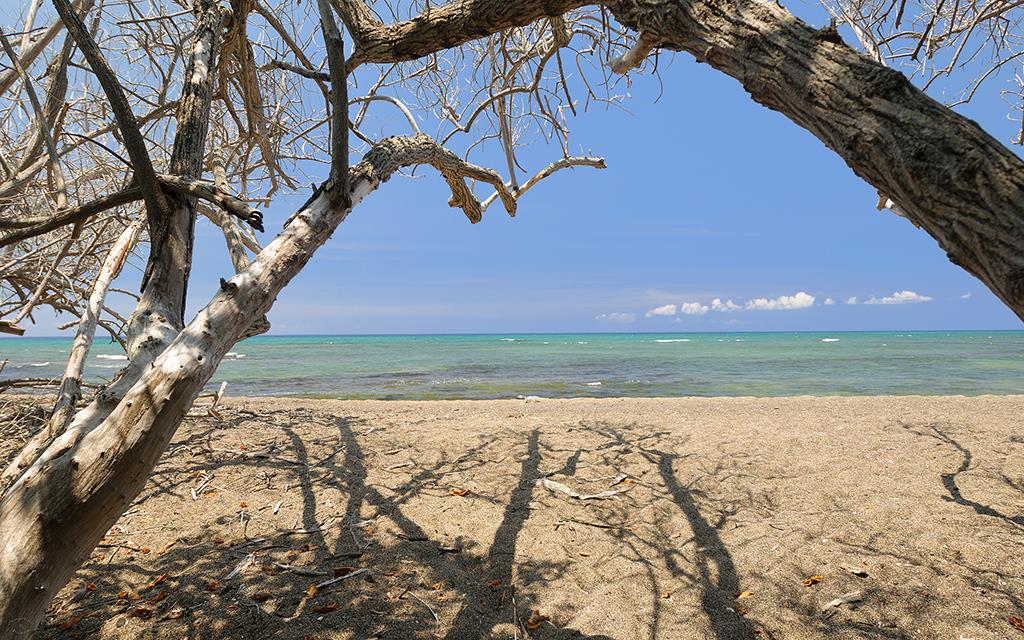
[0,0,1022,636]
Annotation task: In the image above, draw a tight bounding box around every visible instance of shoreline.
[219,392,1024,402]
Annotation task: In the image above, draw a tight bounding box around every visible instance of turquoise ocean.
[1,332,1022,399]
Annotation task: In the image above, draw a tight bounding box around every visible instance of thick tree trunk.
[3,0,1022,635]
[606,0,1024,320]
[0,2,225,634]
[341,0,1024,321]
[0,135,441,638]
[0,219,140,497]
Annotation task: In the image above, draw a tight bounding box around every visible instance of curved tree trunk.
[608,0,1024,321]
[339,0,1024,320]
[0,133,476,638]
[3,0,1023,636]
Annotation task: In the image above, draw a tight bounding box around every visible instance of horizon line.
[4,328,1022,339]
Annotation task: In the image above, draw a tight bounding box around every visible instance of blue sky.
[8,3,1024,335]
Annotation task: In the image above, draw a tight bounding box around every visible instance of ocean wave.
[225,352,247,359]
[499,338,523,342]
[96,354,127,360]
[819,338,840,343]
[584,381,602,386]
[16,361,51,368]
[655,339,691,343]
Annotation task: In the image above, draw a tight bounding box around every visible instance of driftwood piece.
[535,477,630,500]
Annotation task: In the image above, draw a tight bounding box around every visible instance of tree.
[0,0,1022,635]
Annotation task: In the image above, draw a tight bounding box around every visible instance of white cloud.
[864,290,933,305]
[595,312,636,323]
[846,297,858,305]
[711,298,741,312]
[961,292,972,299]
[745,291,815,311]
[823,298,835,305]
[679,301,709,315]
[645,304,677,317]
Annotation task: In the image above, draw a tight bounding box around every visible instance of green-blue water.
[2,332,1022,399]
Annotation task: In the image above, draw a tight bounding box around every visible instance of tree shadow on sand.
[901,422,1024,528]
[37,408,794,639]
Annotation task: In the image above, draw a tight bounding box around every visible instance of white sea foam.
[225,352,246,359]
[23,361,51,367]
[584,381,602,386]
[819,338,840,343]
[96,354,127,360]
[655,339,690,343]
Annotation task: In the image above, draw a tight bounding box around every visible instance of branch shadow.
[901,422,1024,528]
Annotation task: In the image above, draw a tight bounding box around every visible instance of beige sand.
[22,395,1024,639]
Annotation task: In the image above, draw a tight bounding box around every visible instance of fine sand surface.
[19,395,1024,639]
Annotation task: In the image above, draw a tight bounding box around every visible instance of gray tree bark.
[2,0,1023,636]
[339,0,1024,321]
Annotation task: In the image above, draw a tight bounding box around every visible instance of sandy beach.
[15,395,1024,639]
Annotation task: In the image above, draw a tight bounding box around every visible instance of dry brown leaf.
[161,608,186,620]
[485,579,501,588]
[802,575,823,587]
[58,613,88,630]
[333,566,356,577]
[116,590,130,600]
[142,574,168,591]
[306,584,317,598]
[139,547,151,554]
[449,488,469,496]
[1009,616,1024,632]
[147,590,168,605]
[430,582,442,590]
[251,592,273,602]
[157,541,176,555]
[239,501,248,508]
[214,536,225,545]
[383,571,398,577]
[239,444,249,451]
[202,489,218,497]
[735,604,749,616]
[85,582,97,591]
[736,591,754,599]
[205,580,220,592]
[661,591,672,599]
[526,609,549,630]
[126,607,153,619]
[312,601,340,613]
[225,604,240,613]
